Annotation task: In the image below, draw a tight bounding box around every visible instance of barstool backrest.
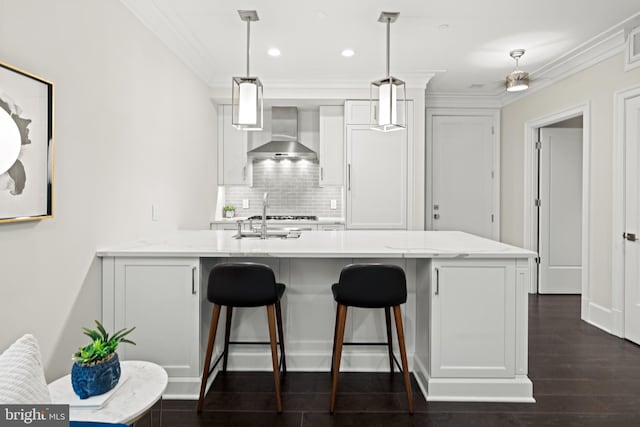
[208,262,279,307]
[335,264,407,308]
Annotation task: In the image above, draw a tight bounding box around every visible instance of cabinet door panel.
[346,101,375,125]
[346,126,407,229]
[319,106,344,186]
[431,261,515,378]
[219,105,250,185]
[115,259,199,378]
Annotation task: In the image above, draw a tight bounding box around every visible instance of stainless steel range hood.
[247,107,317,160]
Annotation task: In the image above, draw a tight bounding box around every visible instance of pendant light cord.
[246,20,251,77]
[386,18,391,78]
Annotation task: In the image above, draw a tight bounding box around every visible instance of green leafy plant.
[223,205,235,212]
[73,320,136,365]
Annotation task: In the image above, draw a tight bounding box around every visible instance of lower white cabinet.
[106,257,202,396]
[430,259,516,378]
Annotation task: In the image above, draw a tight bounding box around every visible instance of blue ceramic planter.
[71,353,121,399]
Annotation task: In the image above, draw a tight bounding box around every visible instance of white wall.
[0,0,217,380]
[501,53,640,310]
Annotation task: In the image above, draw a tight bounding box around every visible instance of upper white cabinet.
[345,100,375,125]
[345,100,412,230]
[319,106,344,186]
[218,104,252,186]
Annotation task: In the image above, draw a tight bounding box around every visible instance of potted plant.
[71,320,135,399]
[223,205,236,218]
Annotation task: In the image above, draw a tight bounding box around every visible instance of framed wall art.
[0,60,54,223]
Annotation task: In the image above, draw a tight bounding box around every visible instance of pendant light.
[505,49,529,93]
[232,10,263,131]
[370,12,406,132]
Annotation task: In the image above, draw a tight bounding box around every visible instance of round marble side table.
[48,361,168,426]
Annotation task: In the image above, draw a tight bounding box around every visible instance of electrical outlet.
[151,204,159,221]
[242,199,249,209]
[330,200,337,210]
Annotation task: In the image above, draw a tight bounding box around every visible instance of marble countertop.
[97,230,536,259]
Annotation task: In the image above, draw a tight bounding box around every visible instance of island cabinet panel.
[430,260,516,378]
[111,258,201,380]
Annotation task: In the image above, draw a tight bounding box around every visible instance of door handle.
[347,164,351,191]
[435,268,440,295]
[433,213,440,220]
[191,267,197,294]
[320,167,324,181]
[243,166,246,181]
[624,232,637,242]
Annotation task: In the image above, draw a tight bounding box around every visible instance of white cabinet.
[110,257,201,387]
[345,100,375,125]
[210,223,242,231]
[345,100,412,229]
[430,259,516,378]
[218,105,252,185]
[319,224,346,231]
[319,106,344,186]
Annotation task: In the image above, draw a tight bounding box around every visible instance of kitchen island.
[98,230,535,402]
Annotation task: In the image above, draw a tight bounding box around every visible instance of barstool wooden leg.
[330,306,339,376]
[385,307,394,373]
[393,305,414,414]
[222,306,233,372]
[197,304,221,413]
[275,301,287,373]
[330,304,348,414]
[266,304,283,413]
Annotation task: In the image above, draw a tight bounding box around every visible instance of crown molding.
[426,92,502,109]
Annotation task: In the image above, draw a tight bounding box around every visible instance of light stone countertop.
[97,230,536,259]
[210,217,345,225]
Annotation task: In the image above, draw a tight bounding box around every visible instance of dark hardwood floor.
[140,295,640,426]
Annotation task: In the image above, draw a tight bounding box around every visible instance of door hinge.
[534,199,541,207]
[535,141,542,150]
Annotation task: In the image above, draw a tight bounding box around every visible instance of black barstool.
[329,264,414,414]
[197,262,286,413]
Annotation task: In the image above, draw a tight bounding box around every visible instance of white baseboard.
[412,354,534,403]
[585,301,613,333]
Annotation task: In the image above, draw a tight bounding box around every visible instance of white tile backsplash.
[224,159,343,217]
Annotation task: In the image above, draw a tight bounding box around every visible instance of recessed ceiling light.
[268,48,281,57]
[341,49,355,58]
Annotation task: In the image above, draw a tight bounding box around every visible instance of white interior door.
[431,116,496,238]
[538,128,582,294]
[624,96,640,344]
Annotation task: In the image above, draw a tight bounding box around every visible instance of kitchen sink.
[233,228,302,239]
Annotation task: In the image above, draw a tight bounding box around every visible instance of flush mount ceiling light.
[267,48,281,57]
[370,12,406,132]
[232,10,263,131]
[505,49,529,93]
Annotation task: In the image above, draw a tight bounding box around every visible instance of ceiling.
[122,0,640,95]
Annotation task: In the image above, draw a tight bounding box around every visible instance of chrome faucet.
[261,192,269,239]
